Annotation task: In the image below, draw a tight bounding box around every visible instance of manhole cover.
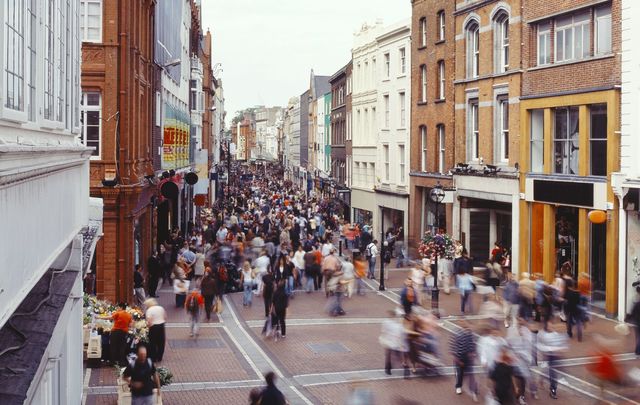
[307,342,350,354]
[168,338,226,349]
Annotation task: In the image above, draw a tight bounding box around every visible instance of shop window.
[556,207,579,276]
[590,222,607,307]
[554,106,579,175]
[590,104,607,176]
[530,109,544,172]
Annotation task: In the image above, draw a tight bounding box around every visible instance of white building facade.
[0,1,101,404]
[316,94,328,175]
[351,21,385,228]
[374,19,411,245]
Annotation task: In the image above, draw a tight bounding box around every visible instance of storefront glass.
[555,207,579,276]
[590,222,607,308]
[353,208,372,226]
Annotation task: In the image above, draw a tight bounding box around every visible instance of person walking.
[502,272,520,328]
[400,278,417,316]
[257,371,286,405]
[365,240,378,280]
[240,261,254,307]
[327,269,347,316]
[564,279,583,341]
[537,323,568,399]
[457,269,475,314]
[271,280,289,338]
[134,265,146,307]
[185,289,204,337]
[354,256,367,296]
[449,320,478,401]
[144,298,166,363]
[122,344,161,405]
[200,267,218,321]
[341,257,355,298]
[379,311,409,376]
[262,271,275,318]
[490,347,517,405]
[146,251,162,298]
[192,247,206,286]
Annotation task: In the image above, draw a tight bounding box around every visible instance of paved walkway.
[84,266,640,405]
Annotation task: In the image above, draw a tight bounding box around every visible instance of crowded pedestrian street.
[81,164,640,405]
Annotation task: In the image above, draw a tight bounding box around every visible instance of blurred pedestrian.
[537,323,568,399]
[185,289,204,337]
[240,261,254,307]
[380,311,409,376]
[457,269,475,314]
[272,280,289,338]
[450,320,478,401]
[144,298,166,363]
[258,371,286,405]
[400,278,417,315]
[134,265,146,307]
[489,347,516,404]
[200,267,217,321]
[122,344,161,405]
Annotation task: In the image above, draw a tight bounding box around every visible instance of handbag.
[216,297,224,314]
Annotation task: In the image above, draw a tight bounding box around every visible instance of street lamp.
[429,183,445,311]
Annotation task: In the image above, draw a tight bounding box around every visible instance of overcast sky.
[200,0,411,125]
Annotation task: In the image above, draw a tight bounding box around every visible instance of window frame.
[553,106,580,175]
[383,144,390,182]
[383,94,390,128]
[399,47,406,75]
[437,60,445,100]
[80,91,102,159]
[420,126,427,172]
[399,144,406,184]
[420,64,427,103]
[80,0,102,43]
[494,13,509,73]
[530,109,545,173]
[419,17,427,47]
[438,11,445,42]
[595,5,612,55]
[1,0,29,122]
[498,97,509,163]
[589,104,607,176]
[399,91,406,128]
[469,99,479,161]
[537,22,552,66]
[555,11,590,63]
[437,124,445,173]
[466,21,480,78]
[384,53,390,78]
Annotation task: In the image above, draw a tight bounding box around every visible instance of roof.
[0,268,78,404]
[314,76,331,99]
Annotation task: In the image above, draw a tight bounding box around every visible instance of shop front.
[408,174,453,253]
[519,90,620,315]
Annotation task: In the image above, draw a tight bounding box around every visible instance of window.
[384,95,390,128]
[437,61,445,100]
[420,65,427,103]
[420,126,427,172]
[419,17,427,47]
[399,92,406,127]
[537,22,552,66]
[372,58,377,81]
[554,106,580,174]
[346,111,351,140]
[466,21,480,78]
[27,0,37,121]
[80,0,102,42]
[5,0,26,113]
[595,5,612,55]
[469,99,479,160]
[530,109,544,172]
[80,92,101,157]
[384,53,390,78]
[438,125,445,173]
[590,104,607,176]
[438,11,445,41]
[399,144,406,183]
[399,48,406,75]
[384,145,390,181]
[498,98,509,162]
[555,11,590,63]
[495,13,509,73]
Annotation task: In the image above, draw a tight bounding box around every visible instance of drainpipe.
[612,172,627,322]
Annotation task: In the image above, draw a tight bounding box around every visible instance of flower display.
[418,231,460,261]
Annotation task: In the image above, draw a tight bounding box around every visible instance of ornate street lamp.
[429,183,445,311]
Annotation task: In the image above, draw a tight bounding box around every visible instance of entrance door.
[470,211,490,263]
[590,222,607,308]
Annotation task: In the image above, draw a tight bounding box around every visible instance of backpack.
[366,244,373,258]
[187,294,198,312]
[219,265,229,282]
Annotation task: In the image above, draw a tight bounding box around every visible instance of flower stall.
[418,232,461,292]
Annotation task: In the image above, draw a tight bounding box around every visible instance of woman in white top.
[144,298,167,362]
[193,248,206,284]
[240,261,254,307]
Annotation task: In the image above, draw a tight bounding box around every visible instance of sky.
[200,0,412,125]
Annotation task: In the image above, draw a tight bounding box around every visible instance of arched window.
[466,20,480,78]
[437,60,445,100]
[419,17,427,47]
[494,12,509,73]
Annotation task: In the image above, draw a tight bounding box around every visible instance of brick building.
[330,63,351,219]
[452,0,522,266]
[409,0,456,249]
[518,0,620,315]
[82,0,156,302]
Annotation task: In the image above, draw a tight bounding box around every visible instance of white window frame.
[438,11,445,41]
[420,126,427,172]
[494,14,509,73]
[595,5,612,55]
[1,0,28,122]
[383,144,390,181]
[438,125,446,173]
[80,0,102,43]
[399,48,406,75]
[384,53,390,78]
[420,65,427,103]
[469,99,479,161]
[399,92,406,128]
[42,0,65,129]
[437,61,445,100]
[555,11,590,63]
[498,98,509,162]
[537,22,552,66]
[420,17,427,47]
[466,22,480,78]
[80,91,101,159]
[399,144,406,184]
[383,94,390,128]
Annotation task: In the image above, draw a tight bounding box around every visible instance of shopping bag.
[215,297,223,314]
[262,315,273,336]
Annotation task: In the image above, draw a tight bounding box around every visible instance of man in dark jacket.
[627,285,640,355]
[147,251,162,298]
[449,320,478,401]
[564,279,583,341]
[259,371,286,405]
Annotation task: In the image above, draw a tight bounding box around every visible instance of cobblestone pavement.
[84,266,640,405]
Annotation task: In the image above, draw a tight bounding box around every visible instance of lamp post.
[429,183,445,310]
[379,207,386,291]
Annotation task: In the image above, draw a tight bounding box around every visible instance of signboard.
[162,104,190,170]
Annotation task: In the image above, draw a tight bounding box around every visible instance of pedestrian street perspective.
[2,0,640,404]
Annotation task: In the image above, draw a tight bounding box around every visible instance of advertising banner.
[162,104,190,170]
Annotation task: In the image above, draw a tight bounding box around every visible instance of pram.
[413,331,444,376]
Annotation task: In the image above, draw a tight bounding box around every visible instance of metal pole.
[379,208,385,291]
[431,200,440,310]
